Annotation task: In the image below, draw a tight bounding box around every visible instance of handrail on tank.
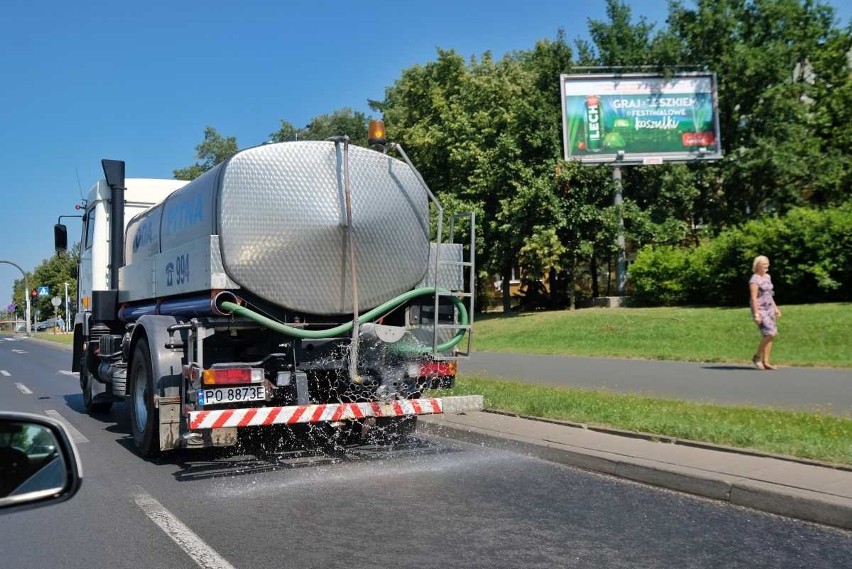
[329,135,362,384]
[385,143,444,355]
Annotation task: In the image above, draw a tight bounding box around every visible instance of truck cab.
[76,179,188,322]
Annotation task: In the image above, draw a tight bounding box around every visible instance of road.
[1,336,850,569]
[460,351,852,416]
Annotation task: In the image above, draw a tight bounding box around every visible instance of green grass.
[441,377,852,465]
[25,332,74,345]
[473,303,852,368]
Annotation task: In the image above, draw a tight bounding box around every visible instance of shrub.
[629,246,695,306]
[631,204,852,306]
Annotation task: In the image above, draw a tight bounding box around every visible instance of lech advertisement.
[561,72,722,164]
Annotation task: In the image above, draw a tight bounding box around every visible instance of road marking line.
[44,409,89,443]
[58,370,78,376]
[131,487,237,569]
[12,349,27,354]
[1,370,10,376]
[15,382,33,394]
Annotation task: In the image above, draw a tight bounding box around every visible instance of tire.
[81,368,113,414]
[129,339,159,457]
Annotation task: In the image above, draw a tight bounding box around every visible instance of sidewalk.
[419,411,852,531]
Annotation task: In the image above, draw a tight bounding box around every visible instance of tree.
[579,0,660,67]
[377,46,576,311]
[14,243,79,322]
[270,108,370,147]
[173,126,238,181]
[376,27,689,309]
[571,0,851,255]
[661,0,851,221]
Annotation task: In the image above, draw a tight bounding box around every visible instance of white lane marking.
[44,410,89,443]
[131,487,237,569]
[1,370,10,376]
[12,349,27,354]
[58,370,78,376]
[15,382,33,395]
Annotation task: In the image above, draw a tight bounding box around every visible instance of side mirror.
[0,412,82,514]
[54,224,68,254]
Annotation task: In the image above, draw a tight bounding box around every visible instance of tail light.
[201,366,263,385]
[418,361,457,378]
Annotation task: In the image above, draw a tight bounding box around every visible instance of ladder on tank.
[429,212,475,358]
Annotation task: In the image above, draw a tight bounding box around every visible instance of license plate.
[197,386,266,406]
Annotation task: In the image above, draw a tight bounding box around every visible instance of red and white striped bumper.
[189,398,444,430]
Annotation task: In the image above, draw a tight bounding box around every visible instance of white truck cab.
[76,179,187,321]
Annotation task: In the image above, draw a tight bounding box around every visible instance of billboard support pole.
[612,165,627,296]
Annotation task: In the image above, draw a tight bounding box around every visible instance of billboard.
[561,72,722,165]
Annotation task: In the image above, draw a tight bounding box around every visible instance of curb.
[418,415,852,531]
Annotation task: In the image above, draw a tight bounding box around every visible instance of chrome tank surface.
[125,141,431,315]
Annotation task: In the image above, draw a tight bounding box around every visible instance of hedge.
[629,203,852,306]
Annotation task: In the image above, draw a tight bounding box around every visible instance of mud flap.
[158,397,181,451]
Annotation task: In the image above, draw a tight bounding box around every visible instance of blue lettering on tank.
[163,193,204,235]
[132,220,154,253]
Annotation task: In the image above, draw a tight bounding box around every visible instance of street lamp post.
[0,260,31,336]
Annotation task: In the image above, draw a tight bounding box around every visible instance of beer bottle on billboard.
[585,95,603,152]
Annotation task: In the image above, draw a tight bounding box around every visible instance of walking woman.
[749,255,782,370]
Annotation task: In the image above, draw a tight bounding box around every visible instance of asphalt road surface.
[1,337,850,569]
[460,351,852,416]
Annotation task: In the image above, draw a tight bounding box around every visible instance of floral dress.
[750,273,777,336]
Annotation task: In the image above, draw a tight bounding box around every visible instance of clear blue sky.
[0,0,849,308]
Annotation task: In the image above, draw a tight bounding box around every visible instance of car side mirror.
[0,412,82,514]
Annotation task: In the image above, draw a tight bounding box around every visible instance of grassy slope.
[472,303,852,368]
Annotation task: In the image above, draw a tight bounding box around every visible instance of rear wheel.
[129,339,159,457]
[81,369,113,414]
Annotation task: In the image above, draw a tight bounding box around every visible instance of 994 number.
[176,254,190,284]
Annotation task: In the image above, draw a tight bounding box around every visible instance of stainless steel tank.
[124,141,431,315]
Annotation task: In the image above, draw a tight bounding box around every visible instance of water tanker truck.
[54,133,478,456]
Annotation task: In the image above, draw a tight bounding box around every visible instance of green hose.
[218,287,469,353]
